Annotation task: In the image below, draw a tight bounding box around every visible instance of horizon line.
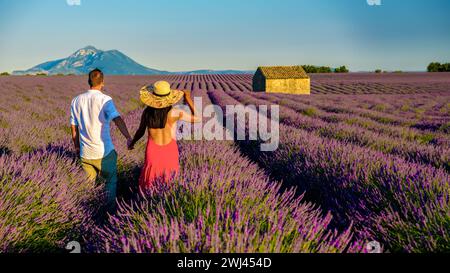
[2,45,440,74]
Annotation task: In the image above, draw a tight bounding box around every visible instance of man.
[70,68,132,212]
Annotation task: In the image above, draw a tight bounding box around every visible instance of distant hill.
[173,69,253,75]
[12,46,251,75]
[13,46,170,75]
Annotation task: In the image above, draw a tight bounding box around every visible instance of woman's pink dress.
[139,137,179,190]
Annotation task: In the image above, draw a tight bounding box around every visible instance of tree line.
[427,62,450,72]
[302,65,349,73]
[2,62,449,76]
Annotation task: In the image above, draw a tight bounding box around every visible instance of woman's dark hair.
[143,106,172,129]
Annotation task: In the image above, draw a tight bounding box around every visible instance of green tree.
[302,65,317,73]
[0,72,10,76]
[302,65,333,73]
[442,63,450,72]
[427,62,450,72]
[335,66,349,73]
[319,66,332,73]
[427,62,441,72]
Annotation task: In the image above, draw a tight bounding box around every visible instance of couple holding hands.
[70,69,200,211]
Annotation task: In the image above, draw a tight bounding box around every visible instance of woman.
[128,81,200,190]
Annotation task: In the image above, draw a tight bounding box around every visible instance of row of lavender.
[0,79,364,253]
[0,76,140,251]
[0,139,101,252]
[274,93,449,135]
[155,74,450,136]
[96,139,364,253]
[152,74,450,141]
[271,93,450,146]
[0,77,144,155]
[223,90,449,171]
[152,72,450,95]
[1,75,448,252]
[1,75,448,156]
[95,90,364,253]
[208,90,450,252]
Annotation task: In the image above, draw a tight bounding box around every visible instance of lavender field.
[0,73,449,253]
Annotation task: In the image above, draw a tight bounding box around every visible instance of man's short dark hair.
[88,69,104,87]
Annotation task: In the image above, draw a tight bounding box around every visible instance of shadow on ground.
[0,146,11,156]
[117,164,142,204]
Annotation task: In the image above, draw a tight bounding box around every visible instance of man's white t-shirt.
[70,90,120,160]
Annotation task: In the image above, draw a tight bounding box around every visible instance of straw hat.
[140,81,184,109]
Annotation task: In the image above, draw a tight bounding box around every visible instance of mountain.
[13,46,170,75]
[12,46,251,75]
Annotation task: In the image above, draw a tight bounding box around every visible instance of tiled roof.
[258,66,309,79]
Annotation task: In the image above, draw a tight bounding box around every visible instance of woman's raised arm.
[180,90,201,123]
[179,109,201,123]
[183,90,196,115]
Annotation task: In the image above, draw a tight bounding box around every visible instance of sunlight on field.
[0,73,449,253]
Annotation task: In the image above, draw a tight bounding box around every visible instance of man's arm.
[113,116,133,144]
[104,99,132,146]
[71,125,80,155]
[70,100,80,155]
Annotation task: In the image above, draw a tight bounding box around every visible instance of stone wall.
[266,78,311,95]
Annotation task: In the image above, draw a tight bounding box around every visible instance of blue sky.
[0,0,449,72]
